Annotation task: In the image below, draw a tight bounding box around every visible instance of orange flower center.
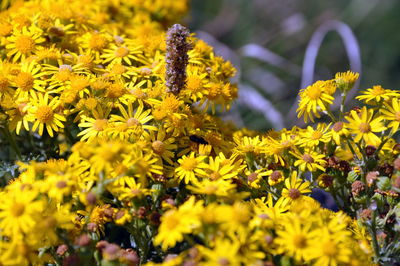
[106,83,125,98]
[359,122,371,133]
[186,76,203,92]
[114,47,129,58]
[371,85,385,96]
[89,34,107,50]
[15,35,35,54]
[181,157,198,171]
[36,105,54,123]
[321,240,338,257]
[210,172,221,180]
[306,85,321,100]
[311,131,323,140]
[292,234,307,248]
[93,119,107,131]
[15,72,34,91]
[11,202,25,217]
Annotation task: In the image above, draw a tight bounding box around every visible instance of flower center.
[181,157,198,171]
[302,154,314,163]
[186,76,202,92]
[89,34,107,50]
[152,140,165,154]
[0,76,9,92]
[36,105,54,123]
[56,181,67,188]
[359,122,371,133]
[114,47,129,58]
[93,119,107,131]
[292,234,307,248]
[11,202,25,217]
[311,131,323,140]
[15,72,34,91]
[270,171,282,181]
[306,85,321,100]
[288,188,301,199]
[210,172,221,180]
[106,83,125,98]
[371,85,385,96]
[248,172,258,182]
[204,185,218,194]
[321,240,337,257]
[218,257,230,266]
[127,118,140,127]
[332,121,343,132]
[15,35,35,54]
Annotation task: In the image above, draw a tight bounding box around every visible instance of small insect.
[189,135,208,145]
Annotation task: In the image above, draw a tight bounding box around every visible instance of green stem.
[370,209,380,262]
[325,107,337,122]
[339,92,347,121]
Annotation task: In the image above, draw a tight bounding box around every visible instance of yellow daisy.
[175,152,208,184]
[6,26,45,62]
[381,97,400,133]
[26,93,66,137]
[345,106,386,146]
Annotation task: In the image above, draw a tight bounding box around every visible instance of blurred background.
[187,0,400,131]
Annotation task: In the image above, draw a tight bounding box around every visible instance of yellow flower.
[0,189,43,237]
[27,93,66,137]
[311,229,352,266]
[330,121,349,145]
[297,80,334,122]
[175,152,208,183]
[291,149,326,172]
[184,65,209,102]
[281,171,312,206]
[275,215,318,262]
[6,26,45,62]
[107,101,157,141]
[154,197,203,250]
[12,61,47,98]
[356,85,399,104]
[298,123,332,147]
[345,106,386,146]
[335,70,359,92]
[149,128,177,165]
[187,178,236,196]
[200,238,241,266]
[381,97,400,133]
[77,106,111,141]
[101,42,144,66]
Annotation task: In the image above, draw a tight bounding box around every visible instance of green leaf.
[347,171,358,183]
[377,176,391,191]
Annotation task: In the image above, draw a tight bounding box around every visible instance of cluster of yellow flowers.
[1,0,400,265]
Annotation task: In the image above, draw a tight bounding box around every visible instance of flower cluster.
[0,1,399,266]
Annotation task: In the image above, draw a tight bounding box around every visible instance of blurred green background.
[188,0,400,130]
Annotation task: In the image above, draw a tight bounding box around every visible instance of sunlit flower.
[26,93,66,137]
[6,26,45,62]
[345,106,386,146]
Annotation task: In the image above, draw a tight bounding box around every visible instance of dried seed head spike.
[165,24,192,95]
